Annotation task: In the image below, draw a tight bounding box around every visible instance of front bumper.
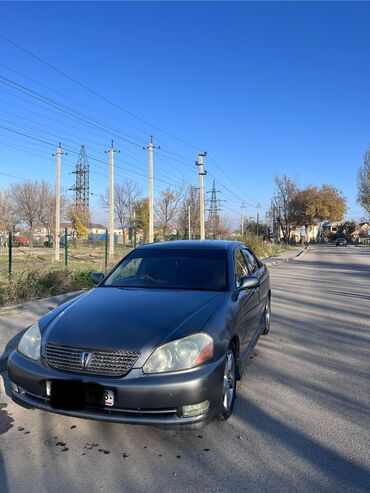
[7,350,225,429]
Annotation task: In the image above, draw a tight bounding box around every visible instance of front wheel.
[217,344,236,421]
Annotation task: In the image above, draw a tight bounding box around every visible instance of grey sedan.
[8,240,271,429]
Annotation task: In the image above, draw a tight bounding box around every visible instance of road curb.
[263,245,309,267]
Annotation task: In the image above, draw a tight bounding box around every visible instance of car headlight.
[18,321,42,360]
[143,333,213,374]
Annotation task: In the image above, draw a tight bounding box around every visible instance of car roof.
[137,240,243,251]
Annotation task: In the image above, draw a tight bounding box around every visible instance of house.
[352,222,370,244]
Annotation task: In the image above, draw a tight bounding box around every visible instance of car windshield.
[103,248,228,291]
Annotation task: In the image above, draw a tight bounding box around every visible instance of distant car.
[335,237,347,247]
[8,240,271,429]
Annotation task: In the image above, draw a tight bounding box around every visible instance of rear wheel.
[262,296,271,335]
[217,344,236,421]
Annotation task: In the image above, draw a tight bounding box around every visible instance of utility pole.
[256,202,262,236]
[105,140,119,261]
[53,143,66,262]
[196,152,207,240]
[188,205,191,240]
[144,136,160,243]
[241,202,246,236]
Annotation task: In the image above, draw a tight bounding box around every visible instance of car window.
[235,250,249,287]
[242,249,259,274]
[103,248,228,291]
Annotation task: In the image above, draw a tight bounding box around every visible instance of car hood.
[42,287,226,366]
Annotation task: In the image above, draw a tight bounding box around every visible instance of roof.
[138,240,242,250]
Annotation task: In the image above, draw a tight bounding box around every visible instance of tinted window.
[243,249,259,274]
[104,248,228,291]
[235,250,249,287]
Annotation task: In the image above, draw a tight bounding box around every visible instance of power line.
[0,34,201,151]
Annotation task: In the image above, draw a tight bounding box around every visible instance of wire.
[0,34,201,151]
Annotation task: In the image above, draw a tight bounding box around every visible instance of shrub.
[0,268,95,308]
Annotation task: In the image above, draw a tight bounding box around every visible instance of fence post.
[8,231,12,278]
[64,228,68,267]
[105,229,108,271]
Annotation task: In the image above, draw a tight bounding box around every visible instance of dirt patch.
[0,403,14,435]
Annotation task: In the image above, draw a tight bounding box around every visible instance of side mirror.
[236,275,260,293]
[90,272,104,285]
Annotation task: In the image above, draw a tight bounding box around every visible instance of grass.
[0,244,133,308]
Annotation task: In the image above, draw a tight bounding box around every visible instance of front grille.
[45,343,140,377]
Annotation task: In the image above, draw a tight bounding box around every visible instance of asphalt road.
[0,244,369,493]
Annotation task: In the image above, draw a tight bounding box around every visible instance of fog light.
[45,380,52,397]
[10,382,20,393]
[181,400,210,417]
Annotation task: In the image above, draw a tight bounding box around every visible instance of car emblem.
[81,352,92,369]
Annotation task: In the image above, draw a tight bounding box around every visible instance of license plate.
[104,390,114,407]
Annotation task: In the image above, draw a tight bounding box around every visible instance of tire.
[217,343,237,421]
[262,296,271,335]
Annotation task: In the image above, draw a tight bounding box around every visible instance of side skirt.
[236,314,265,380]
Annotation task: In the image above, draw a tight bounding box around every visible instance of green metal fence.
[0,230,132,280]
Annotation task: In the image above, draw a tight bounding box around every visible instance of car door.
[234,249,261,358]
[243,248,268,322]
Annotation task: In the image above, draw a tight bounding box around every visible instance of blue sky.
[0,1,369,226]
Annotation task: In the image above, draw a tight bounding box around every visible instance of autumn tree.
[67,204,91,240]
[357,146,370,218]
[293,185,346,240]
[155,186,183,240]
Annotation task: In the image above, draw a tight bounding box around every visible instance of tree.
[102,179,141,246]
[293,185,346,241]
[270,175,300,243]
[317,185,346,222]
[37,182,67,240]
[0,189,18,237]
[176,185,200,239]
[155,186,183,240]
[10,180,51,244]
[134,198,149,243]
[357,146,370,218]
[67,204,91,239]
[123,180,141,244]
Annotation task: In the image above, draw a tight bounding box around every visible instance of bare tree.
[37,182,68,240]
[176,185,199,239]
[155,186,184,240]
[357,146,370,218]
[10,180,52,244]
[270,175,300,243]
[0,189,18,239]
[102,179,141,246]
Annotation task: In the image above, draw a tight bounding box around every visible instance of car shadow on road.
[0,453,8,493]
[234,394,370,490]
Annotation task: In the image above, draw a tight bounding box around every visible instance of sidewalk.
[263,245,308,266]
